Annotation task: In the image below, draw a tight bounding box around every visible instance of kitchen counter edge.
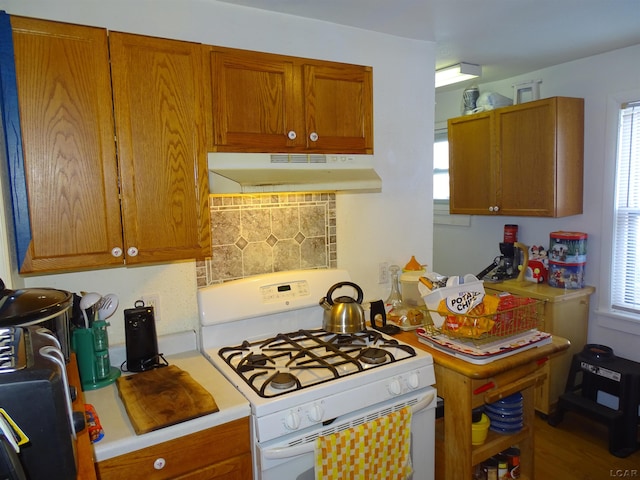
[84,350,250,462]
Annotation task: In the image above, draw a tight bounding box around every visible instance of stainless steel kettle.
[319,281,365,333]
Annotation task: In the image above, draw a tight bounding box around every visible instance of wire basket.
[423,296,544,345]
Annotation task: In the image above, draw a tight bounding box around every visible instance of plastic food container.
[472,413,490,445]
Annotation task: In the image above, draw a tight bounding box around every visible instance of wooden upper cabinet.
[8,17,210,273]
[209,46,373,154]
[448,112,495,216]
[303,63,373,153]
[109,32,211,265]
[448,96,584,217]
[10,17,124,273]
[209,48,298,151]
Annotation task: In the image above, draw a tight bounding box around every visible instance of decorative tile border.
[196,193,336,286]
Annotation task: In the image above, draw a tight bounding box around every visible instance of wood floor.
[534,411,640,480]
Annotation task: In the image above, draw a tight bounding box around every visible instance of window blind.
[611,101,640,314]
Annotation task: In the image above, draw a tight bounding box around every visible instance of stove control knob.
[308,404,324,422]
[406,373,420,390]
[284,410,301,430]
[388,378,403,396]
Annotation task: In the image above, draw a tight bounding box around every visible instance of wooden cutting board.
[116,365,219,434]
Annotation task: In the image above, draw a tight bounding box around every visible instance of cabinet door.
[109,33,211,264]
[96,418,251,480]
[448,112,496,215]
[173,453,252,480]
[210,48,299,152]
[496,99,557,216]
[10,17,124,273]
[303,63,373,153]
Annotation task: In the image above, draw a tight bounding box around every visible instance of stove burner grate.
[218,328,416,398]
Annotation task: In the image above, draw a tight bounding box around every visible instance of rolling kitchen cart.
[484,280,595,414]
[398,330,570,480]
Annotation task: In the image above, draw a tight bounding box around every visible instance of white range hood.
[208,153,382,193]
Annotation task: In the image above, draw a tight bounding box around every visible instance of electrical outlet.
[378,262,389,284]
[141,294,161,323]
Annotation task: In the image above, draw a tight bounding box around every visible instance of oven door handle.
[411,390,436,414]
[262,390,436,460]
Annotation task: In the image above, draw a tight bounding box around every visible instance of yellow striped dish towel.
[315,406,412,480]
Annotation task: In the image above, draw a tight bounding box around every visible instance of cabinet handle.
[287,130,297,140]
[111,247,123,258]
[127,246,139,257]
[153,458,166,470]
[309,131,319,142]
[488,205,500,212]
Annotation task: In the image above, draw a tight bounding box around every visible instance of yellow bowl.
[471,413,490,445]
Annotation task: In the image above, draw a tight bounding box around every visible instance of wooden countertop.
[396,330,570,379]
[84,350,250,462]
[484,279,595,303]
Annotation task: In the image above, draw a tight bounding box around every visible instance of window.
[433,127,449,200]
[611,100,640,315]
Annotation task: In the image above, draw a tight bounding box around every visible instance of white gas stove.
[198,269,436,480]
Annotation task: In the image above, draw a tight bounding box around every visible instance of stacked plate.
[485,392,523,434]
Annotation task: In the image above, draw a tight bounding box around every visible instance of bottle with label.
[483,457,498,480]
[497,455,508,479]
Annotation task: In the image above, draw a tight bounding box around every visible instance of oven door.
[256,388,436,480]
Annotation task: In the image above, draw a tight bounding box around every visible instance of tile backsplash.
[196,193,336,286]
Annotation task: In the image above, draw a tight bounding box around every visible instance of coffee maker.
[477,225,521,282]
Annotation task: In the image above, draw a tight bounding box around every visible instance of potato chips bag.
[437,293,500,338]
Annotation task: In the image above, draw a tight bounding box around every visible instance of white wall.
[0,0,435,344]
[434,44,640,361]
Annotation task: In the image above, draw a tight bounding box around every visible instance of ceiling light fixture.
[435,62,481,88]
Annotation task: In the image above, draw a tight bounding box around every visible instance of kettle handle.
[326,282,364,305]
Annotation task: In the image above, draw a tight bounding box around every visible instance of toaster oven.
[0,326,84,480]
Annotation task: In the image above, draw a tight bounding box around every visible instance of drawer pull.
[484,371,547,404]
[473,382,495,395]
[153,458,166,470]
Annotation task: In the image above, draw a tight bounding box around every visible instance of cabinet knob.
[111,247,123,258]
[153,458,166,470]
[287,130,297,140]
[309,131,319,142]
[127,246,139,257]
[494,206,500,212]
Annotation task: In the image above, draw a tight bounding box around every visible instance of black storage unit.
[549,344,640,457]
